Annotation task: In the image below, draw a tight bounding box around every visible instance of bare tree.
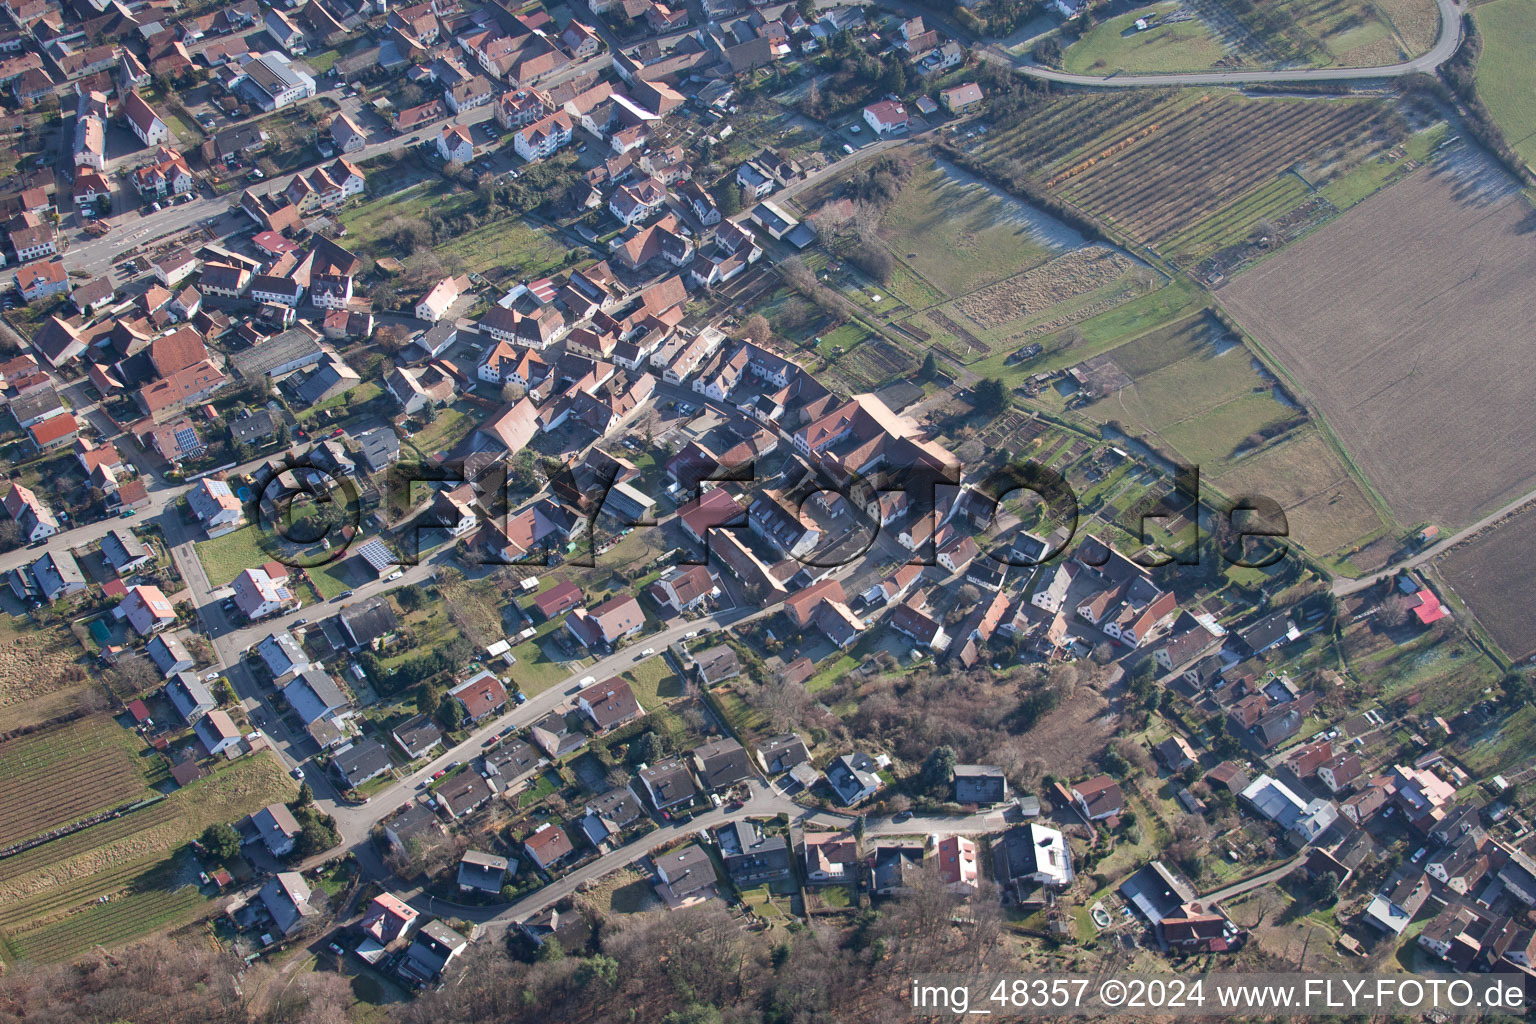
[1379,592,1413,629]
[748,676,811,734]
[743,314,771,347]
[105,653,161,697]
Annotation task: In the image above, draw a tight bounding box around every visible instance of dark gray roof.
[333,738,391,784]
[392,712,444,756]
[692,737,751,790]
[339,597,398,645]
[231,408,279,444]
[353,426,399,472]
[229,328,324,378]
[282,669,348,723]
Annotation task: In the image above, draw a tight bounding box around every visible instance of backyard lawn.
[193,527,274,588]
[622,657,685,710]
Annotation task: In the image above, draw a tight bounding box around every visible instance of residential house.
[251,802,302,856]
[523,822,574,871]
[398,921,468,985]
[437,769,493,820]
[436,123,474,164]
[457,850,508,895]
[638,757,697,810]
[653,842,719,909]
[333,738,392,789]
[195,708,242,755]
[448,670,507,725]
[415,274,469,322]
[123,90,170,145]
[937,835,979,892]
[231,566,296,620]
[259,872,316,936]
[576,677,643,733]
[802,830,858,884]
[756,734,810,775]
[714,820,791,885]
[940,82,983,115]
[862,100,909,135]
[1072,775,1125,822]
[954,764,1008,805]
[824,751,882,806]
[392,713,445,759]
[120,583,176,635]
[165,671,216,722]
[690,737,752,791]
[146,633,193,677]
[513,110,572,162]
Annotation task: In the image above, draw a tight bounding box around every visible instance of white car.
[641,648,655,657]
[580,675,596,687]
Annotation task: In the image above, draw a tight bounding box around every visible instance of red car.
[432,769,446,780]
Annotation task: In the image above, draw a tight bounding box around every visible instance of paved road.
[58,51,610,281]
[0,470,185,577]
[1332,484,1536,597]
[970,0,1464,87]
[401,785,1018,930]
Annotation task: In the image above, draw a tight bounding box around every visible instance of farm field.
[1078,312,1303,473]
[0,752,294,962]
[1211,427,1387,558]
[1047,93,1405,246]
[1473,0,1536,167]
[1,871,205,964]
[0,716,151,849]
[875,159,1080,298]
[1217,150,1536,528]
[1437,508,1536,661]
[1064,4,1229,74]
[1160,173,1314,267]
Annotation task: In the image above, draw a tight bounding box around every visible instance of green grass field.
[339,179,568,284]
[194,526,275,588]
[1474,0,1536,166]
[963,275,1204,386]
[876,160,1062,298]
[623,658,685,710]
[1080,311,1300,470]
[1318,122,1450,208]
[405,404,475,460]
[434,218,569,282]
[298,381,383,423]
[1064,4,1228,73]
